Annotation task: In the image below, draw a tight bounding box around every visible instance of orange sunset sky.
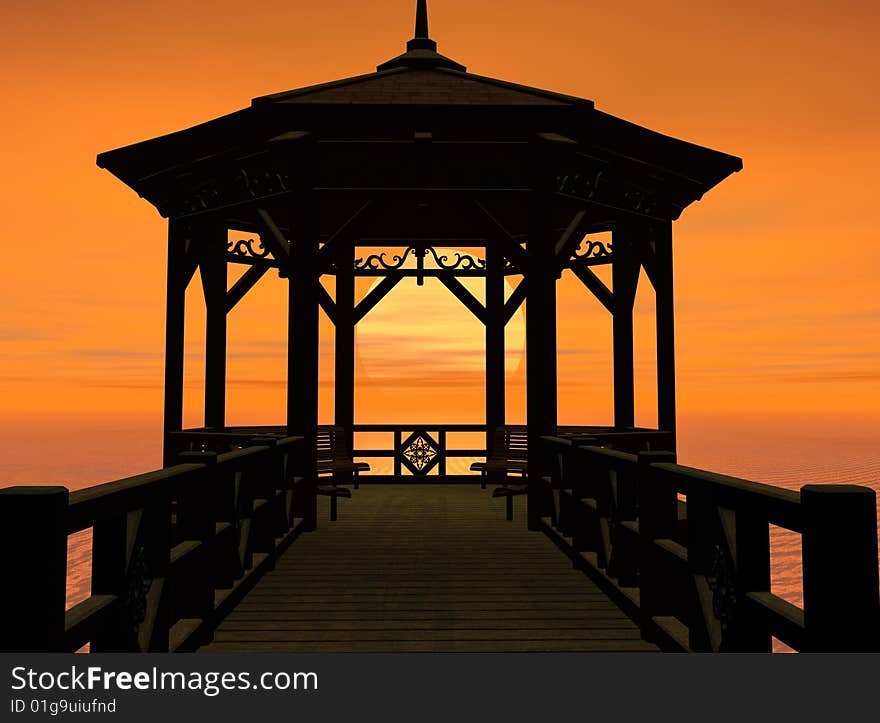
[1,0,878,451]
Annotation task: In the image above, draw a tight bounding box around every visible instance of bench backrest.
[316,426,353,466]
[489,425,528,463]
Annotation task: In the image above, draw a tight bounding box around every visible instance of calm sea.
[3,411,878,651]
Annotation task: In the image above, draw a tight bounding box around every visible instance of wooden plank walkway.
[201,485,657,652]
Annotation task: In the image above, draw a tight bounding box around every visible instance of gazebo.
[97,1,742,528]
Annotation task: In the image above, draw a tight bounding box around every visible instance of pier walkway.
[4,433,878,653]
[202,485,656,652]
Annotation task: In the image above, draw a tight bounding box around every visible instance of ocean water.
[677,413,880,611]
[2,412,878,651]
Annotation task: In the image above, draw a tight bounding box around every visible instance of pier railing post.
[572,442,602,557]
[728,508,772,651]
[250,436,288,540]
[557,435,598,536]
[92,484,173,652]
[0,486,68,651]
[176,452,218,641]
[802,484,880,651]
[279,438,302,531]
[636,451,678,641]
[614,459,639,588]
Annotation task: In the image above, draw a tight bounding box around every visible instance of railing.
[540,435,880,652]
[165,428,292,464]
[351,424,487,480]
[1,436,307,653]
[168,424,674,482]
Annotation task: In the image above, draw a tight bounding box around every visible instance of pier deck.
[202,485,656,653]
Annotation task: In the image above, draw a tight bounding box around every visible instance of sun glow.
[353,249,525,423]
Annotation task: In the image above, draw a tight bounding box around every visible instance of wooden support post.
[163,220,188,467]
[802,485,879,651]
[0,487,68,651]
[485,239,505,454]
[288,196,319,531]
[612,227,639,429]
[525,153,558,530]
[653,222,677,442]
[335,241,355,456]
[202,224,227,429]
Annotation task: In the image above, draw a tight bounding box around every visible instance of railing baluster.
[237,458,255,573]
[142,493,173,652]
[175,453,218,644]
[249,437,286,549]
[90,510,130,651]
[729,508,772,651]
[684,485,715,652]
[614,461,639,588]
[575,444,602,556]
[636,451,678,642]
[394,429,403,477]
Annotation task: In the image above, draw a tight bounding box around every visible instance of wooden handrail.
[67,464,204,534]
[0,435,308,653]
[539,435,880,653]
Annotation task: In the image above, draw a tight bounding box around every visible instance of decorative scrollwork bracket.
[570,239,613,264]
[227,238,271,261]
[352,245,490,284]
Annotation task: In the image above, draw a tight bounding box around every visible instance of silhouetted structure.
[2,2,877,655]
[96,0,741,528]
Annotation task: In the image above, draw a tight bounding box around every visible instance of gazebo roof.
[96,1,742,226]
[253,67,584,108]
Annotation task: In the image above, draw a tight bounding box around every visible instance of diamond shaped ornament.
[400,431,441,476]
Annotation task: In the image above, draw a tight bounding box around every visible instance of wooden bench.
[316,426,370,521]
[471,426,528,520]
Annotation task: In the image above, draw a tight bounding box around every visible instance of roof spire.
[376,0,467,72]
[407,0,437,52]
[414,0,429,39]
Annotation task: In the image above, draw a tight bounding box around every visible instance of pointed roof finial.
[414,0,429,39]
[376,0,467,72]
[407,0,437,51]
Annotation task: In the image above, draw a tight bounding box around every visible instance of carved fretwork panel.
[554,153,677,221]
[398,431,443,476]
[353,246,486,273]
[689,500,743,653]
[150,153,296,219]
